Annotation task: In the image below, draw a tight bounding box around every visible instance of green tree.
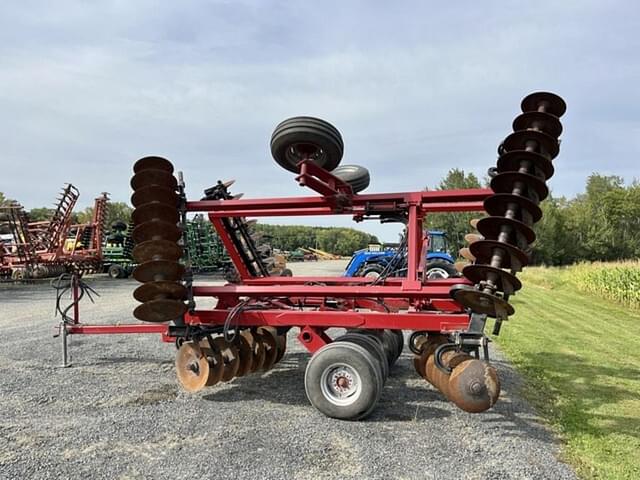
[424,168,482,257]
[77,201,133,228]
[28,207,54,222]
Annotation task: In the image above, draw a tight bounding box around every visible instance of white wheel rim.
[320,363,362,406]
[364,270,380,279]
[426,267,449,279]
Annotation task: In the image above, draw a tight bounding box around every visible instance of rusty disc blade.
[213,337,240,382]
[131,185,178,208]
[204,349,225,387]
[258,328,279,371]
[502,130,559,160]
[134,156,174,174]
[484,193,542,224]
[454,261,467,272]
[459,248,475,262]
[132,202,179,226]
[131,169,178,191]
[244,331,266,372]
[462,264,522,294]
[469,218,481,230]
[464,233,482,244]
[450,284,515,317]
[133,281,186,302]
[496,149,553,180]
[512,111,563,138]
[448,358,500,413]
[520,91,566,117]
[133,260,185,283]
[476,216,535,247]
[235,334,253,377]
[134,298,187,323]
[469,240,529,271]
[132,220,181,244]
[176,342,210,392]
[490,170,549,202]
[133,239,183,263]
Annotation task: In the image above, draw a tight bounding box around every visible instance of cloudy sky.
[1,1,638,240]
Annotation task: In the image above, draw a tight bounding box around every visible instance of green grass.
[490,266,640,480]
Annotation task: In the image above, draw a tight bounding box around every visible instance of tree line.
[425,169,640,266]
[254,224,379,256]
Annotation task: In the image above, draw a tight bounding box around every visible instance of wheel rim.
[320,363,362,406]
[364,270,380,279]
[286,143,325,166]
[426,267,450,279]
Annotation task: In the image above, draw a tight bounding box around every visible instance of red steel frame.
[62,160,492,355]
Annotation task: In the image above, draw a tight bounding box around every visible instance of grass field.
[490,264,640,479]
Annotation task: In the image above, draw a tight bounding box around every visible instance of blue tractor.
[343,230,458,279]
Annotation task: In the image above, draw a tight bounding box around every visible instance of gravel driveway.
[0,261,576,479]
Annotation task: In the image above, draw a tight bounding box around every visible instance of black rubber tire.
[337,332,389,380]
[281,268,293,277]
[304,341,382,420]
[379,330,399,367]
[425,261,459,279]
[331,165,370,193]
[108,264,125,279]
[270,117,344,173]
[356,262,385,279]
[391,330,404,359]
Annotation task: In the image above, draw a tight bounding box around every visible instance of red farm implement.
[60,91,565,420]
[1,186,109,280]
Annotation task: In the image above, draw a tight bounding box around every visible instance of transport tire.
[391,329,404,359]
[280,268,293,277]
[108,264,125,279]
[330,164,370,193]
[336,332,389,380]
[425,261,459,279]
[380,330,401,366]
[356,262,385,279]
[305,341,382,420]
[270,117,344,173]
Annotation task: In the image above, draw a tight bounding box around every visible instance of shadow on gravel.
[203,352,454,422]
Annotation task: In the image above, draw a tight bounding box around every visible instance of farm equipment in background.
[343,230,457,279]
[0,186,108,279]
[59,91,565,420]
[102,221,135,278]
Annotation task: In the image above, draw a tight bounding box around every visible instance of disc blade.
[490,170,549,202]
[132,220,181,244]
[131,185,178,208]
[133,260,185,283]
[462,264,522,294]
[512,111,563,138]
[502,130,559,160]
[484,193,542,224]
[469,239,529,271]
[450,284,515,317]
[133,239,182,263]
[464,233,482,244]
[520,91,566,117]
[131,169,177,191]
[476,216,534,247]
[132,202,179,226]
[134,298,187,323]
[133,281,186,302]
[134,156,174,174]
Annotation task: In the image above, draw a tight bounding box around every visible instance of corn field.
[566,261,640,310]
